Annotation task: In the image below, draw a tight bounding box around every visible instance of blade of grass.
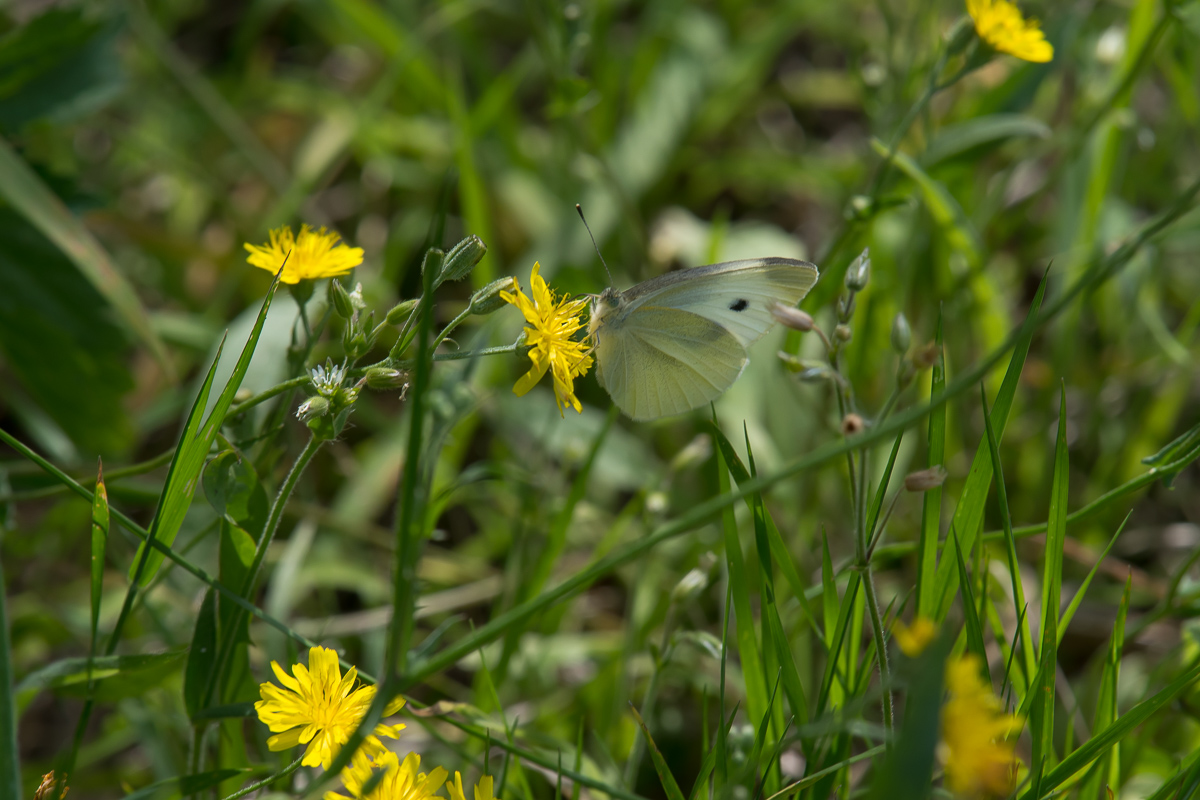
[916,312,945,618]
[1057,515,1130,646]
[630,705,687,800]
[1030,386,1070,781]
[950,526,989,683]
[981,384,1036,687]
[931,268,1049,620]
[1079,572,1132,800]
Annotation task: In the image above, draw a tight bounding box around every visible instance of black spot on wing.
[729,298,748,312]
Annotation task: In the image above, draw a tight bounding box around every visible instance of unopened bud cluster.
[331,281,378,360]
[299,359,362,439]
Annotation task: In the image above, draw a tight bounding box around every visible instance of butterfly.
[587,257,820,420]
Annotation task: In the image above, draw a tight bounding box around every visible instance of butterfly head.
[588,287,625,338]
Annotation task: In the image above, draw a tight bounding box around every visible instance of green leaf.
[0,207,134,453]
[130,271,282,585]
[921,114,1051,167]
[865,431,904,543]
[916,314,945,618]
[89,463,109,661]
[0,139,165,368]
[1030,387,1069,779]
[1080,574,1131,799]
[184,590,218,719]
[951,527,989,682]
[630,705,687,800]
[0,9,124,131]
[1057,515,1129,646]
[202,450,269,532]
[932,269,1049,620]
[17,650,187,702]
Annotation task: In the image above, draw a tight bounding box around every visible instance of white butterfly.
[588,257,820,420]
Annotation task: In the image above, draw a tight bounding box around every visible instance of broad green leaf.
[921,114,1051,167]
[0,208,134,453]
[184,590,218,719]
[932,270,1049,620]
[916,314,945,618]
[16,650,187,702]
[202,450,268,532]
[0,9,124,132]
[1030,388,1069,780]
[630,705,686,800]
[130,271,282,584]
[0,139,165,368]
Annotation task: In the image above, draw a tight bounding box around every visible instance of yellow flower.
[245,224,364,284]
[500,262,593,416]
[325,750,448,800]
[967,0,1053,62]
[893,616,937,657]
[446,772,496,800]
[939,654,1024,797]
[254,646,406,769]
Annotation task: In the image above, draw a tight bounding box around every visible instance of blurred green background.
[4,0,1200,797]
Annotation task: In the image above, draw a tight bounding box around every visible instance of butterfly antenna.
[576,204,614,287]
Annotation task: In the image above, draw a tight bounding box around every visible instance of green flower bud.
[845,248,870,291]
[420,247,446,286]
[834,323,852,342]
[891,312,911,353]
[386,299,419,326]
[365,367,409,390]
[296,395,330,422]
[330,280,354,319]
[439,235,488,285]
[944,15,976,57]
[289,279,315,306]
[470,277,518,315]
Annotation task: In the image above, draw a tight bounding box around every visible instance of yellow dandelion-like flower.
[967,0,1053,63]
[939,654,1024,797]
[500,262,593,416]
[893,616,937,657]
[254,646,407,769]
[447,772,496,800]
[244,224,365,284]
[325,750,448,800]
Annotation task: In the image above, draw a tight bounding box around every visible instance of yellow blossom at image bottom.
[967,0,1053,63]
[326,750,448,800]
[244,224,365,284]
[254,646,406,769]
[447,771,496,800]
[501,262,593,416]
[940,654,1024,797]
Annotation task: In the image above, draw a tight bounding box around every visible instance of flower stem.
[220,756,304,800]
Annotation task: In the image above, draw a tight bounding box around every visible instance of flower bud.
[841,413,865,436]
[365,367,409,390]
[904,466,948,492]
[778,352,839,383]
[420,247,446,285]
[844,248,870,291]
[289,279,314,306]
[771,302,814,332]
[386,299,419,326]
[847,195,873,220]
[943,15,975,56]
[296,395,330,422]
[834,324,852,342]
[330,280,354,319]
[439,235,488,285]
[891,312,911,353]
[470,277,518,315]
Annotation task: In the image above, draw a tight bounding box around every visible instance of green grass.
[3,1,1200,799]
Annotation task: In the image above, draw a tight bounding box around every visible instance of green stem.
[220,756,305,800]
[860,564,893,733]
[225,375,312,420]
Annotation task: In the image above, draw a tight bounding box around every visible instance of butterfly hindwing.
[595,306,747,421]
[623,257,818,347]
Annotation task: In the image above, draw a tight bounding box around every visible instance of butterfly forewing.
[623,258,818,347]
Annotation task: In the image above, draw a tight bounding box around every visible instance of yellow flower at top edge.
[325,750,448,800]
[245,224,365,284]
[939,654,1024,797]
[893,616,937,657]
[447,771,496,800]
[967,0,1053,63]
[254,646,407,769]
[500,262,594,416]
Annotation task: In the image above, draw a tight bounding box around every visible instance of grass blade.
[950,526,989,683]
[932,268,1049,620]
[1057,514,1129,646]
[1030,386,1069,780]
[916,312,945,618]
[1080,572,1131,799]
[630,705,687,800]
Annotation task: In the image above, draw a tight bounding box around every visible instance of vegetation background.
[3,0,1200,798]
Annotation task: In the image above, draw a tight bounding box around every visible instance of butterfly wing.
[595,306,748,421]
[622,257,818,347]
